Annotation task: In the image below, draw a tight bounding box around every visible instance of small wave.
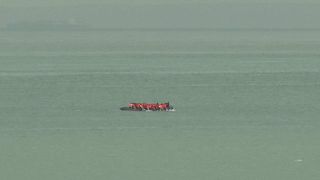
[1,70,319,77]
[0,124,315,133]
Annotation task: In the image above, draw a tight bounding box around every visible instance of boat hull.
[120,106,175,112]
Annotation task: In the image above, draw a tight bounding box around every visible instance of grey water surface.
[0,29,320,180]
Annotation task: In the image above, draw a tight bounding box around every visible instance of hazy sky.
[2,0,320,7]
[1,0,320,29]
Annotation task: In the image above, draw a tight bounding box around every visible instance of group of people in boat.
[128,102,170,111]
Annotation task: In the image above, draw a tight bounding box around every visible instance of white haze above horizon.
[1,0,320,29]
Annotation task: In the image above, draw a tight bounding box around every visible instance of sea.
[0,29,319,180]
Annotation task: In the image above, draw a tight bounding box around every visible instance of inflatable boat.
[120,102,175,112]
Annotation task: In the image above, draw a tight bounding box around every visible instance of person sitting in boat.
[158,103,166,111]
[128,103,135,109]
[146,104,152,110]
[152,104,158,111]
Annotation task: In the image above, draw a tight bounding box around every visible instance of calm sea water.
[0,29,320,179]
